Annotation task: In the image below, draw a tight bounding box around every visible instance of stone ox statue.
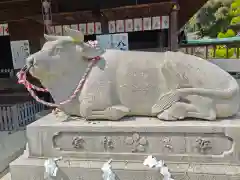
[25,28,240,121]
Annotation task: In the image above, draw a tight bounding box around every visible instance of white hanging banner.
[116,20,124,33]
[87,22,95,35]
[62,25,71,35]
[70,24,79,31]
[143,17,152,31]
[108,21,116,33]
[10,40,30,70]
[49,26,55,34]
[96,34,112,49]
[161,16,169,29]
[95,22,102,34]
[112,33,129,50]
[79,24,87,35]
[54,26,63,36]
[2,24,9,36]
[0,24,9,36]
[0,25,3,36]
[152,16,161,30]
[125,19,133,32]
[134,18,143,31]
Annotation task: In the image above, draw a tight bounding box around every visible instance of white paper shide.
[143,155,174,180]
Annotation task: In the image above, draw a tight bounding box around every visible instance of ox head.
[26,28,105,82]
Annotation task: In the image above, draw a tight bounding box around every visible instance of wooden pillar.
[168,5,179,51]
[101,18,109,34]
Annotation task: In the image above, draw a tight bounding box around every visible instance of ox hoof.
[88,105,130,121]
[157,111,179,121]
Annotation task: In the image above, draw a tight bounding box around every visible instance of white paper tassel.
[101,159,116,180]
[143,155,174,180]
[44,157,62,178]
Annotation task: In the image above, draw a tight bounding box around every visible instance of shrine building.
[0,0,208,77]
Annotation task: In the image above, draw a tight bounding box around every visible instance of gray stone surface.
[26,113,240,164]
[10,150,240,180]
[9,113,240,180]
[0,131,26,177]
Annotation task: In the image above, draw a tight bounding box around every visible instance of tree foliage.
[186,0,240,58]
[185,0,236,38]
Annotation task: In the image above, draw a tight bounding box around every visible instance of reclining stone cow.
[25,28,240,121]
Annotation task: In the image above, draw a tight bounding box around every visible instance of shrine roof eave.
[0,0,208,30]
[29,2,175,25]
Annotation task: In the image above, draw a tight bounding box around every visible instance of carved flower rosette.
[125,133,148,152]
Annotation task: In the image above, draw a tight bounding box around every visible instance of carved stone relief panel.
[52,132,233,157]
[185,133,232,155]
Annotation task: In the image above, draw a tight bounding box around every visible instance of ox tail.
[176,78,239,100]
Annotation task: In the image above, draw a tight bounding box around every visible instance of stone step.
[26,113,240,164]
[10,152,240,180]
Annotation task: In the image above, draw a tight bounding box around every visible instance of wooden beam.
[29,2,174,25]
[0,2,41,22]
[0,0,28,4]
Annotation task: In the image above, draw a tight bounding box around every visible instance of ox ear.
[81,42,105,59]
[64,27,84,43]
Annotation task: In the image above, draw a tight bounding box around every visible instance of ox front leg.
[90,105,130,120]
[80,101,130,120]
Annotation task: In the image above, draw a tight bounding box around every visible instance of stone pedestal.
[10,113,240,180]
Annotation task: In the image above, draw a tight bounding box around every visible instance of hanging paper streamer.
[2,24,9,36]
[0,25,3,36]
[143,17,152,31]
[54,26,62,36]
[44,157,62,178]
[143,155,174,180]
[87,22,95,35]
[79,24,87,35]
[152,16,161,30]
[108,21,116,33]
[62,25,71,35]
[134,18,143,32]
[125,19,133,32]
[0,24,9,36]
[70,24,79,31]
[161,16,170,29]
[116,20,124,33]
[101,159,116,180]
[95,22,102,34]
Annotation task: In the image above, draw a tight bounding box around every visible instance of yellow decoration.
[173,5,177,10]
[72,38,80,43]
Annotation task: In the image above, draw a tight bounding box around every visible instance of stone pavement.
[0,131,26,179]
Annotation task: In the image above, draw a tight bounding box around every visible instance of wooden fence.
[0,100,45,131]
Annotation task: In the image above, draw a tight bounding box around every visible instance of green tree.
[185,0,233,38]
[213,0,240,58]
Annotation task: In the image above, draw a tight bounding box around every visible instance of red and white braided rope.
[17,41,101,108]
